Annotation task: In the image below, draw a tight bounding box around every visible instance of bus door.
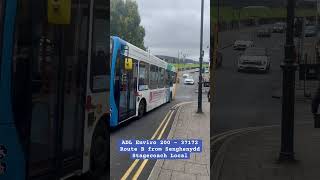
[10,1,88,179]
[117,47,137,122]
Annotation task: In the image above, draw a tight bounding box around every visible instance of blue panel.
[0,124,26,179]
[0,0,26,179]
[0,0,15,124]
[109,37,120,127]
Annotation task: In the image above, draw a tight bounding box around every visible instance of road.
[212,27,316,135]
[110,69,208,180]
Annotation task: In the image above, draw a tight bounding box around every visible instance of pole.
[217,0,220,47]
[178,50,180,71]
[304,54,307,97]
[301,17,305,64]
[217,0,220,32]
[279,0,296,162]
[238,8,241,30]
[197,0,204,113]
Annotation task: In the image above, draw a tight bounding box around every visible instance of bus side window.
[90,5,108,92]
[164,70,168,88]
[138,61,149,91]
[149,65,157,89]
[90,50,108,92]
[114,52,121,102]
[155,66,159,88]
[166,70,172,87]
[158,68,165,88]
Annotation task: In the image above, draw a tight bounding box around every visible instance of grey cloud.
[135,0,210,62]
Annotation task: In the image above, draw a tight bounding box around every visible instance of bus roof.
[111,36,175,72]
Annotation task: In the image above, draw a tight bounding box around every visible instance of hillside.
[155,55,199,64]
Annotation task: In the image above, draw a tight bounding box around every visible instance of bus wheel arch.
[138,98,146,118]
[89,116,109,178]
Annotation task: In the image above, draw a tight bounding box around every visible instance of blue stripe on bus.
[109,36,126,127]
[0,0,26,179]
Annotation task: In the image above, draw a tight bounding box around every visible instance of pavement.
[212,120,320,180]
[148,102,210,180]
[211,80,320,180]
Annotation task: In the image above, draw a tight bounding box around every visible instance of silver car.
[237,47,270,73]
[184,76,195,85]
[233,40,254,50]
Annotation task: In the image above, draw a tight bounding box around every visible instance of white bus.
[109,36,177,127]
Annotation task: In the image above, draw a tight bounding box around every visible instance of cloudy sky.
[135,0,210,62]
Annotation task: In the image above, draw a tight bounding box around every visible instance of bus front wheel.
[90,120,109,178]
[138,100,146,118]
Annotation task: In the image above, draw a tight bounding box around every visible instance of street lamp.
[279,0,296,162]
[197,0,204,113]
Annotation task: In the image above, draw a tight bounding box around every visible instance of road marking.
[157,110,175,139]
[132,110,175,179]
[132,160,148,180]
[121,101,193,179]
[120,104,177,180]
[120,159,139,180]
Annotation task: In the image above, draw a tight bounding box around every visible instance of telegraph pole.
[197,0,204,113]
[279,0,296,162]
[178,50,180,71]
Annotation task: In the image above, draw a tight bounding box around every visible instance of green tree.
[111,0,146,50]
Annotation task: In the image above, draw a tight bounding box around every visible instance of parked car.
[233,40,254,50]
[257,26,271,37]
[237,47,270,73]
[182,73,189,78]
[184,76,195,85]
[272,22,286,33]
[305,25,317,37]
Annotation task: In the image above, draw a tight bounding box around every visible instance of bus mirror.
[48,0,71,24]
[125,58,133,70]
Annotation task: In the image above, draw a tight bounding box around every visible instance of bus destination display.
[118,139,202,160]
